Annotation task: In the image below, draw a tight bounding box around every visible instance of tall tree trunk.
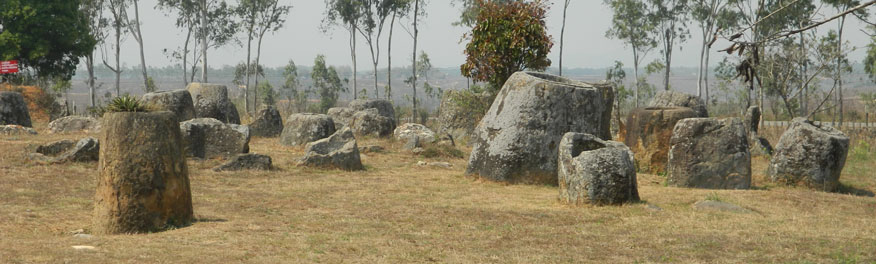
[131,0,149,92]
[200,0,208,82]
[412,0,419,123]
[704,43,711,105]
[697,33,706,97]
[183,27,192,86]
[350,25,358,99]
[245,23,254,114]
[632,47,640,108]
[559,0,569,76]
[87,52,95,107]
[664,38,672,91]
[837,15,845,126]
[254,32,265,111]
[387,12,396,101]
[115,23,121,96]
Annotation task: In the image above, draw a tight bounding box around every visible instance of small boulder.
[744,106,761,135]
[298,127,363,171]
[280,113,336,146]
[30,137,100,163]
[212,153,272,172]
[327,107,356,128]
[393,123,435,143]
[0,124,37,135]
[557,132,639,205]
[0,91,32,127]
[620,107,699,174]
[349,108,394,138]
[348,99,396,127]
[248,106,284,138]
[768,118,849,191]
[141,89,196,122]
[33,139,76,156]
[403,135,421,150]
[180,118,250,158]
[667,118,751,189]
[648,90,709,117]
[47,116,101,133]
[186,83,241,124]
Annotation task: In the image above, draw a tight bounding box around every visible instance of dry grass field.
[1,123,875,263]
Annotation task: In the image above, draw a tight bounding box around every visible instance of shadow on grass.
[194,216,228,223]
[836,183,875,197]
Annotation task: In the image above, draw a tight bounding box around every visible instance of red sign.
[1,60,19,74]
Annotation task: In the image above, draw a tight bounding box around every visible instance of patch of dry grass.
[1,124,875,263]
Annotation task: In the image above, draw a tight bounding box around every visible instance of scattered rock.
[667,118,751,189]
[248,106,284,137]
[693,200,751,213]
[73,234,94,239]
[298,127,364,171]
[417,161,427,166]
[212,153,272,172]
[466,72,614,184]
[557,132,639,205]
[29,137,100,163]
[72,245,97,251]
[141,89,196,122]
[327,107,356,128]
[620,107,699,174]
[186,83,241,124]
[280,113,336,146]
[0,124,37,135]
[348,98,396,127]
[349,108,394,138]
[180,118,251,158]
[94,111,193,234]
[645,204,663,211]
[411,147,425,154]
[394,123,435,143]
[768,118,849,191]
[359,145,385,153]
[0,91,32,127]
[429,162,452,169]
[47,116,101,133]
[648,90,709,117]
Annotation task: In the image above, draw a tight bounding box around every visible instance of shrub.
[105,95,148,113]
[420,144,465,159]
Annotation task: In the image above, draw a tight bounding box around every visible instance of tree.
[282,59,305,112]
[606,61,631,127]
[102,0,127,96]
[157,0,199,85]
[866,34,876,83]
[649,0,690,91]
[450,0,519,28]
[690,0,742,102]
[460,0,553,94]
[251,0,289,112]
[126,0,151,92]
[158,0,237,83]
[81,0,108,107]
[822,0,868,125]
[0,0,96,81]
[605,0,658,107]
[399,0,427,122]
[384,0,413,101]
[323,0,364,99]
[258,80,275,106]
[312,55,346,113]
[559,0,570,76]
[355,0,397,98]
[238,0,289,113]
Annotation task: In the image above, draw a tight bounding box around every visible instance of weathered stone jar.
[466,71,613,184]
[141,89,196,122]
[620,106,698,174]
[186,83,241,124]
[768,118,849,191]
[558,132,639,205]
[667,118,751,189]
[93,111,193,234]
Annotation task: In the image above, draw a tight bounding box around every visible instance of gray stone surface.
[557,132,639,205]
[47,116,101,133]
[298,127,363,171]
[768,118,849,191]
[648,90,709,117]
[349,108,394,138]
[213,153,273,171]
[348,99,396,127]
[403,135,421,150]
[466,72,614,184]
[186,83,241,124]
[744,106,761,135]
[249,106,284,138]
[667,118,751,189]
[327,107,356,128]
[621,107,699,174]
[393,123,435,143]
[436,90,492,145]
[280,113,336,146]
[0,91,32,127]
[180,118,250,158]
[141,89,196,122]
[0,125,37,135]
[30,137,100,163]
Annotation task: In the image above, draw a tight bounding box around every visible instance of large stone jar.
[93,111,193,234]
[466,71,613,184]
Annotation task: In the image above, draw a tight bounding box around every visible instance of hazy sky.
[103,0,875,70]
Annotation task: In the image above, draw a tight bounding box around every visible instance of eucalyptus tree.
[690,0,742,102]
[355,0,397,98]
[127,0,151,92]
[157,0,238,83]
[157,0,198,85]
[384,0,413,100]
[250,0,289,111]
[323,0,364,99]
[605,0,657,107]
[559,0,570,76]
[649,0,690,91]
[81,0,107,106]
[102,0,127,96]
[822,0,869,125]
[237,0,289,113]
